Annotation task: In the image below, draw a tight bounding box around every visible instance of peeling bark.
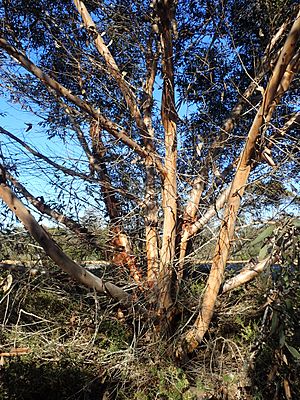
[142,36,160,287]
[89,121,144,288]
[0,182,131,306]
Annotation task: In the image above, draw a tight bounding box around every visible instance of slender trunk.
[156,0,178,313]
[142,38,160,287]
[145,163,159,286]
[90,121,120,223]
[177,175,206,277]
[73,0,146,133]
[89,121,144,287]
[178,11,300,354]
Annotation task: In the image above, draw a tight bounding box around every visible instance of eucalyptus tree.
[0,0,299,354]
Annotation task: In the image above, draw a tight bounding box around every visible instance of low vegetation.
[1,218,299,399]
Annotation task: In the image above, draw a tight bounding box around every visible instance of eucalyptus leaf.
[258,245,269,261]
[285,343,300,360]
[251,225,275,246]
[292,218,300,228]
[270,311,279,334]
[279,328,285,348]
[285,299,293,310]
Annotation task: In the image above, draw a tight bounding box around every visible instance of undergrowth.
[0,239,299,399]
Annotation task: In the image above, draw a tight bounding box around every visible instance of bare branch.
[0,126,138,201]
[221,256,271,294]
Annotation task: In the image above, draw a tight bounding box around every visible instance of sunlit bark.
[156,0,178,313]
[142,36,160,287]
[221,256,271,294]
[73,0,148,136]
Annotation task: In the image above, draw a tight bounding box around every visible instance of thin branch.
[3,166,101,249]
[73,0,149,136]
[0,126,137,201]
[0,37,166,175]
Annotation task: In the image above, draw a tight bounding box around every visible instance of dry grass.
[1,256,299,399]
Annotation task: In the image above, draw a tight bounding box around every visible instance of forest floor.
[0,259,299,400]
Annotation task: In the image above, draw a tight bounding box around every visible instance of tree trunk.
[89,121,144,287]
[142,36,160,287]
[156,0,178,314]
[178,11,300,354]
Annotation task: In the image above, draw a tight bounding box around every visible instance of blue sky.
[0,95,101,225]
